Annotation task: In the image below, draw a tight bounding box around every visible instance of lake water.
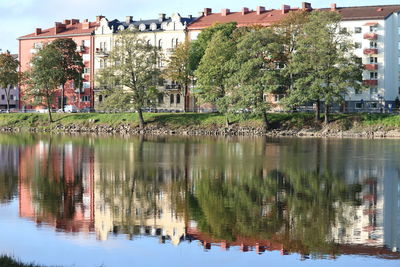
[0,134,399,267]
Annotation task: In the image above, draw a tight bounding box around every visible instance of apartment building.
[18,17,101,110]
[0,54,19,111]
[188,3,400,112]
[93,13,196,112]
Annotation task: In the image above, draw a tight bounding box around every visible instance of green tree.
[189,22,237,72]
[51,38,84,111]
[163,41,192,111]
[0,52,20,112]
[286,11,363,123]
[228,28,285,130]
[97,30,160,128]
[25,44,64,122]
[194,31,236,125]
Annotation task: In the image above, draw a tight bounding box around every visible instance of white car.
[58,105,78,113]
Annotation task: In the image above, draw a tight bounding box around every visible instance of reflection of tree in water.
[189,167,362,256]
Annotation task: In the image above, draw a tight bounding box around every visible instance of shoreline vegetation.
[1,112,400,138]
[0,255,50,267]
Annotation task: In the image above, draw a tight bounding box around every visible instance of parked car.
[57,105,78,113]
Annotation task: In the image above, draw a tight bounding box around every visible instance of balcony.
[363,33,378,40]
[364,64,378,70]
[95,48,109,57]
[363,48,378,55]
[165,84,181,90]
[363,80,378,86]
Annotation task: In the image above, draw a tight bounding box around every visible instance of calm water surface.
[0,134,399,267]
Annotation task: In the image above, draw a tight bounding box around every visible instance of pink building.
[18,17,103,110]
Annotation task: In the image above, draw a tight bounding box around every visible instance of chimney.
[63,19,71,25]
[158,13,166,22]
[126,16,133,23]
[204,8,212,16]
[96,15,105,22]
[188,15,193,19]
[242,7,249,15]
[54,22,66,34]
[302,2,312,10]
[82,19,90,30]
[221,9,230,16]
[70,19,80,25]
[256,6,265,15]
[282,5,290,14]
[35,28,42,36]
[331,3,337,11]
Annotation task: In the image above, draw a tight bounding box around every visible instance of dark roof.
[323,5,400,20]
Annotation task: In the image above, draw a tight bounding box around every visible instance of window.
[33,42,43,49]
[84,68,90,74]
[83,82,90,89]
[370,26,378,32]
[158,94,164,104]
[176,94,181,104]
[81,95,89,102]
[370,41,377,48]
[370,102,378,108]
[369,57,378,63]
[355,102,363,109]
[170,94,174,104]
[370,88,378,94]
[99,95,103,102]
[354,27,362,33]
[10,95,14,100]
[1,95,4,100]
[370,72,378,79]
[354,42,362,49]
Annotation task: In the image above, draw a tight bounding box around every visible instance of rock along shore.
[1,123,400,138]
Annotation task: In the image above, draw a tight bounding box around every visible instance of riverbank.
[1,112,400,138]
[0,255,50,267]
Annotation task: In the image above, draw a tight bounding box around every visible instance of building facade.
[188,3,400,112]
[93,13,196,112]
[18,17,101,110]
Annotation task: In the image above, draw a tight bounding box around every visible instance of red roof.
[18,20,99,40]
[188,5,400,30]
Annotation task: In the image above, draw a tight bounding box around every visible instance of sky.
[0,0,398,54]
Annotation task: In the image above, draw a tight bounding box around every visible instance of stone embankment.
[1,123,400,138]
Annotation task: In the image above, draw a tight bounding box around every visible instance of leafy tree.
[273,11,309,92]
[51,38,84,111]
[286,11,363,123]
[0,52,19,112]
[163,41,192,111]
[25,44,64,122]
[97,30,161,128]
[194,31,236,125]
[189,22,237,72]
[228,28,285,130]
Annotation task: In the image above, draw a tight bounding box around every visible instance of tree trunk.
[262,111,269,131]
[225,115,230,128]
[61,83,65,111]
[5,85,10,113]
[324,104,330,124]
[47,99,53,123]
[184,84,188,112]
[315,99,321,122]
[137,108,145,128]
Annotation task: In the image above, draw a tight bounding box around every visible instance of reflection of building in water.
[18,140,95,232]
[332,165,400,253]
[94,139,186,244]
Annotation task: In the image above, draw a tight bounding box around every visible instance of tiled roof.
[18,21,99,40]
[187,4,400,30]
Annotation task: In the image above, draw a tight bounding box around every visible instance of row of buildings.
[14,2,400,112]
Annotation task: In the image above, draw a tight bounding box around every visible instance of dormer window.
[118,25,125,31]
[150,23,157,31]
[139,24,146,31]
[128,24,136,31]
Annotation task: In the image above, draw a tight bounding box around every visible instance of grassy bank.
[0,255,51,267]
[0,112,399,131]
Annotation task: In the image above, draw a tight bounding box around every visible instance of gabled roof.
[18,20,99,40]
[187,4,400,30]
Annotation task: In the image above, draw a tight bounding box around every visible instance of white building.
[93,13,196,112]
